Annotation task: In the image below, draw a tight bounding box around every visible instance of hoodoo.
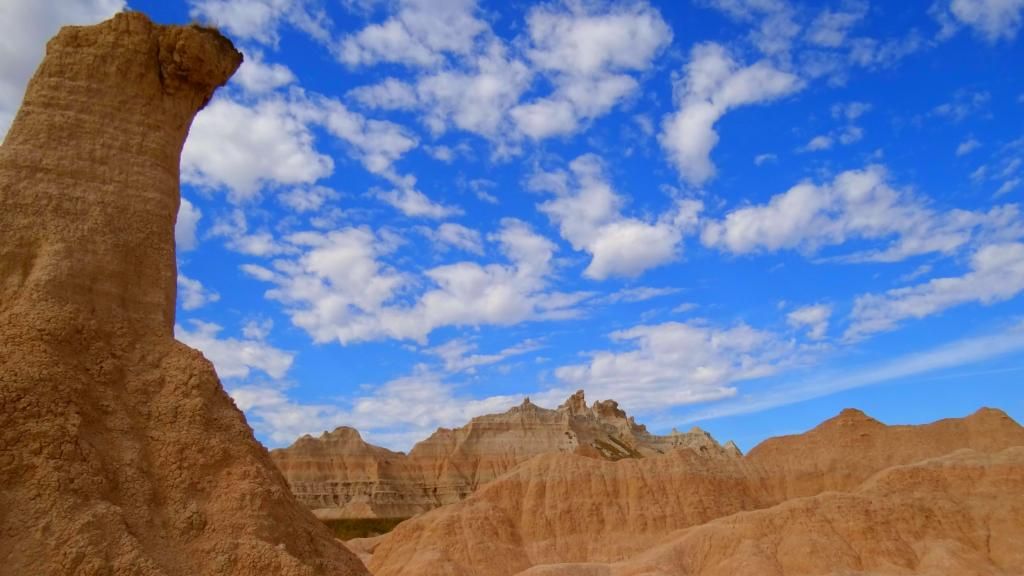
[0,12,367,575]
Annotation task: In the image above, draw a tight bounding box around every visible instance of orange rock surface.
[272,391,737,519]
[367,408,1024,576]
[0,12,367,575]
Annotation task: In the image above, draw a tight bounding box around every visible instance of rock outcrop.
[0,12,367,575]
[271,390,736,519]
[366,407,1024,576]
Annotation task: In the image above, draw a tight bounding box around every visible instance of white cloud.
[209,209,294,257]
[348,78,419,110]
[175,198,203,252]
[188,0,331,47]
[176,319,294,379]
[802,134,834,151]
[0,0,124,139]
[420,222,484,255]
[376,186,461,219]
[555,321,793,411]
[600,286,683,304]
[428,338,541,373]
[232,371,524,448]
[509,2,672,139]
[996,178,1021,198]
[806,4,867,48]
[846,242,1024,339]
[183,96,333,202]
[932,89,990,122]
[278,186,339,213]
[682,321,1024,423]
[533,154,703,279]
[754,153,778,165]
[232,51,296,94]
[337,0,487,68]
[701,165,1024,262]
[954,137,978,155]
[244,219,584,344]
[416,40,533,140]
[177,273,221,310]
[786,303,832,340]
[183,92,417,201]
[660,42,803,186]
[939,0,1024,42]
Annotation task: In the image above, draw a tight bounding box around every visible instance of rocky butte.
[271,390,741,520]
[0,12,367,575]
[358,407,1024,575]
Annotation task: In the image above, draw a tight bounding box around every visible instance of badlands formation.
[1,9,1023,576]
[272,390,739,519]
[0,12,366,576]
[363,407,1024,576]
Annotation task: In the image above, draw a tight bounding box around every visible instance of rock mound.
[0,12,367,575]
[272,390,738,519]
[367,408,1024,576]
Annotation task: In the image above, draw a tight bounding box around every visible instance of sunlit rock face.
[0,12,368,575]
[365,407,1024,576]
[272,390,739,520]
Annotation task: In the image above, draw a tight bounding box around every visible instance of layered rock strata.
[272,390,737,519]
[0,12,368,575]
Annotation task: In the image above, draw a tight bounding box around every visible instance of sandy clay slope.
[272,391,739,520]
[366,408,1024,576]
[0,12,367,576]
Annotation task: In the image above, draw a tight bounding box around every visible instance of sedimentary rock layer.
[0,12,367,575]
[366,407,1024,576]
[272,390,738,519]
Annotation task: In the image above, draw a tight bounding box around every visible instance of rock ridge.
[272,389,737,519]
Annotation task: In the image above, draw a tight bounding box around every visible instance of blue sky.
[3,0,1023,451]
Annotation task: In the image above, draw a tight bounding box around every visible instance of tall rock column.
[0,11,368,576]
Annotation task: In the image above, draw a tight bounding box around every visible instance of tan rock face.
[367,408,1024,576]
[271,390,737,519]
[0,12,367,576]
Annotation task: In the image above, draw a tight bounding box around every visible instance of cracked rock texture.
[0,12,368,576]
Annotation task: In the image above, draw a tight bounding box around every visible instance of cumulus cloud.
[376,186,461,219]
[232,51,296,94]
[176,319,294,379]
[510,2,671,139]
[243,220,585,344]
[935,0,1024,42]
[532,154,703,279]
[347,78,419,110]
[846,242,1024,339]
[420,223,484,255]
[701,165,1024,262]
[175,198,203,252]
[188,0,331,46]
[278,186,339,213]
[786,303,832,340]
[660,42,803,186]
[343,1,671,145]
[177,273,221,311]
[0,0,124,139]
[182,96,333,202]
[416,40,533,140]
[555,321,793,411]
[336,0,487,67]
[183,92,417,202]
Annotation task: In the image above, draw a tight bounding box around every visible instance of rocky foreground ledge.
[0,12,367,575]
